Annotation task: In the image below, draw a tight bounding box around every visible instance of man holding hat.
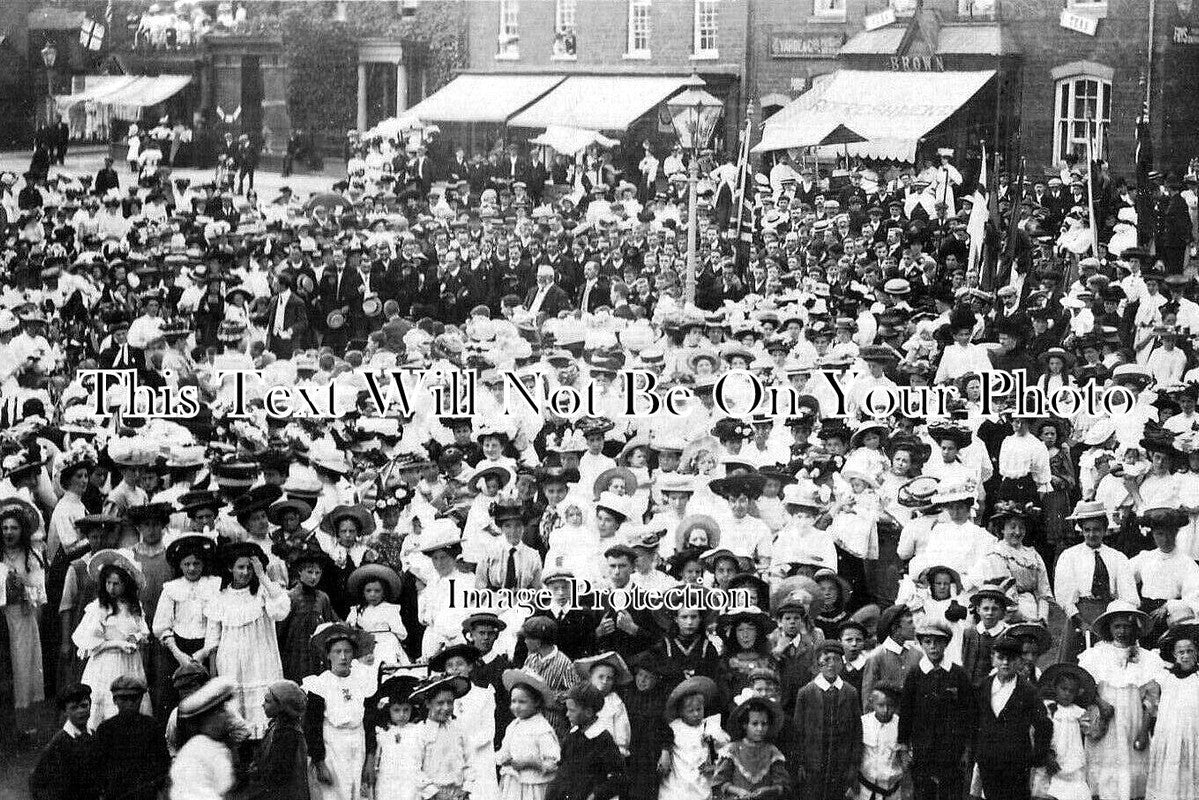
[1054,500,1140,661]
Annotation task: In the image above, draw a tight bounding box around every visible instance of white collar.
[978,620,1008,636]
[919,656,952,673]
[814,674,844,691]
[576,720,606,739]
[63,720,85,739]
[882,637,905,655]
[846,653,867,670]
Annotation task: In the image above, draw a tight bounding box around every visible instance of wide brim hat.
[1158,622,1199,663]
[320,504,377,538]
[428,642,482,672]
[710,473,767,500]
[127,502,174,526]
[664,675,719,721]
[178,490,225,516]
[719,605,777,635]
[916,564,962,589]
[780,482,822,511]
[371,675,421,712]
[1038,663,1097,706]
[989,501,1040,524]
[231,484,284,519]
[88,548,146,589]
[1092,599,1150,641]
[309,621,375,654]
[463,611,507,632]
[699,546,743,572]
[770,574,820,614]
[898,476,941,509]
[346,563,403,601]
[676,514,721,551]
[849,420,890,450]
[593,466,639,499]
[472,465,512,489]
[165,534,217,572]
[927,424,972,451]
[729,572,772,610]
[727,694,784,739]
[411,673,471,703]
[1004,622,1053,655]
[0,497,41,534]
[289,545,336,574]
[593,491,633,522]
[574,650,633,685]
[418,519,463,554]
[502,668,551,702]
[178,676,234,719]
[969,585,1015,608]
[1140,506,1188,533]
[267,497,313,525]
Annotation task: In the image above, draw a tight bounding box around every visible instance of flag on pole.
[732,116,756,279]
[1135,97,1155,247]
[968,143,990,278]
[1000,157,1027,284]
[80,18,105,51]
[1086,123,1100,258]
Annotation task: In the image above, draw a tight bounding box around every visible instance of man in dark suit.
[97,318,143,371]
[525,264,573,321]
[502,143,528,188]
[318,250,361,350]
[899,620,976,800]
[576,260,610,313]
[94,156,120,197]
[973,637,1052,800]
[54,115,70,165]
[518,555,597,660]
[409,144,435,195]
[792,642,863,796]
[262,272,309,357]
[1156,174,1193,275]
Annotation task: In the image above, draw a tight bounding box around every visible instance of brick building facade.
[452,0,1193,179]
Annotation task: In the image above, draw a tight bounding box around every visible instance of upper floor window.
[958,0,997,18]
[498,0,519,58]
[813,0,847,23]
[1053,73,1111,163]
[554,0,577,57]
[694,0,718,57]
[627,0,652,56]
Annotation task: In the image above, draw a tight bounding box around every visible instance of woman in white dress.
[204,541,290,738]
[1146,624,1199,800]
[1078,601,1164,800]
[433,643,499,800]
[303,623,380,800]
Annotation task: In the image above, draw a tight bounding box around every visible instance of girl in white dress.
[433,643,500,800]
[72,551,151,731]
[369,675,422,800]
[153,535,221,679]
[345,564,408,666]
[1146,624,1199,800]
[498,669,561,800]
[1077,602,1164,800]
[303,623,380,800]
[1033,664,1098,800]
[204,542,290,737]
[659,676,730,800]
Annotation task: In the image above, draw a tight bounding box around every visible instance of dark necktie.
[335,270,343,298]
[504,547,518,589]
[1091,548,1111,600]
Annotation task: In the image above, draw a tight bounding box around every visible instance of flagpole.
[1087,120,1099,258]
[731,108,752,248]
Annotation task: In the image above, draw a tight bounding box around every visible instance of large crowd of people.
[3,122,1199,800]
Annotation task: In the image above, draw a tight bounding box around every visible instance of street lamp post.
[666,73,724,306]
[41,41,58,127]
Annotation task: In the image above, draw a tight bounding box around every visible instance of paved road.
[0,147,342,200]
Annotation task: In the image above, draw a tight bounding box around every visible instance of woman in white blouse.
[153,535,221,695]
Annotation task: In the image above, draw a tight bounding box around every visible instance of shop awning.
[528,126,619,155]
[754,69,995,161]
[407,74,565,124]
[509,75,691,132]
[98,75,193,108]
[55,76,141,109]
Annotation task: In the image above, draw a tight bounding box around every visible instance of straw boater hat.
[502,669,551,703]
[178,676,234,719]
[1066,499,1109,523]
[410,674,472,703]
